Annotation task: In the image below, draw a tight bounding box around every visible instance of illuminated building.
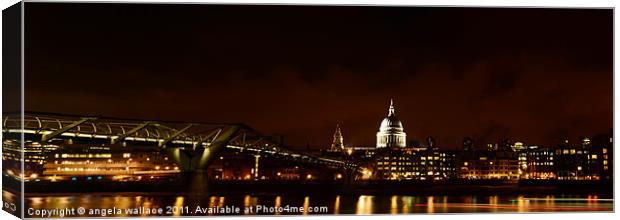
[486,143,498,151]
[215,153,256,180]
[346,147,377,158]
[553,134,613,180]
[272,167,319,181]
[328,124,345,152]
[322,124,377,159]
[555,140,600,180]
[554,139,593,180]
[521,147,555,179]
[590,132,613,180]
[374,147,457,180]
[376,99,407,148]
[515,143,530,178]
[459,150,519,180]
[512,142,526,151]
[3,140,61,179]
[278,168,302,180]
[42,147,180,182]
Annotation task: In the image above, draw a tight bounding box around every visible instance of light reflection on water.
[5,190,612,217]
[333,195,340,214]
[355,195,373,214]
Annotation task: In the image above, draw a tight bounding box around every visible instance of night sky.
[24,3,613,150]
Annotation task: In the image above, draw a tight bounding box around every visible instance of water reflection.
[173,197,184,217]
[356,195,374,214]
[488,196,498,212]
[390,196,397,214]
[333,196,340,214]
[302,196,310,215]
[14,191,613,217]
[401,196,412,214]
[427,196,434,213]
[274,196,282,215]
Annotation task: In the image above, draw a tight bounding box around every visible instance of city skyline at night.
[22,4,612,149]
[2,2,615,217]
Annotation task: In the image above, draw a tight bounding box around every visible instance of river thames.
[3,190,612,217]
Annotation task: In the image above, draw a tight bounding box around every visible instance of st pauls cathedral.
[328,99,408,151]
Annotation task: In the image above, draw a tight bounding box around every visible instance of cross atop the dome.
[388,99,395,116]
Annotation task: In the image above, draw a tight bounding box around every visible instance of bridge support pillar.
[342,168,357,194]
[166,125,243,196]
[178,170,210,196]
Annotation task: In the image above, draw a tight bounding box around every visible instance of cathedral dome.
[376,99,407,148]
[379,115,404,132]
[379,99,404,132]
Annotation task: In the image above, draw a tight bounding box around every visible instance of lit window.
[591,154,597,159]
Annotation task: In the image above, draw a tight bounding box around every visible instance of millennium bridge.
[2,112,359,190]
